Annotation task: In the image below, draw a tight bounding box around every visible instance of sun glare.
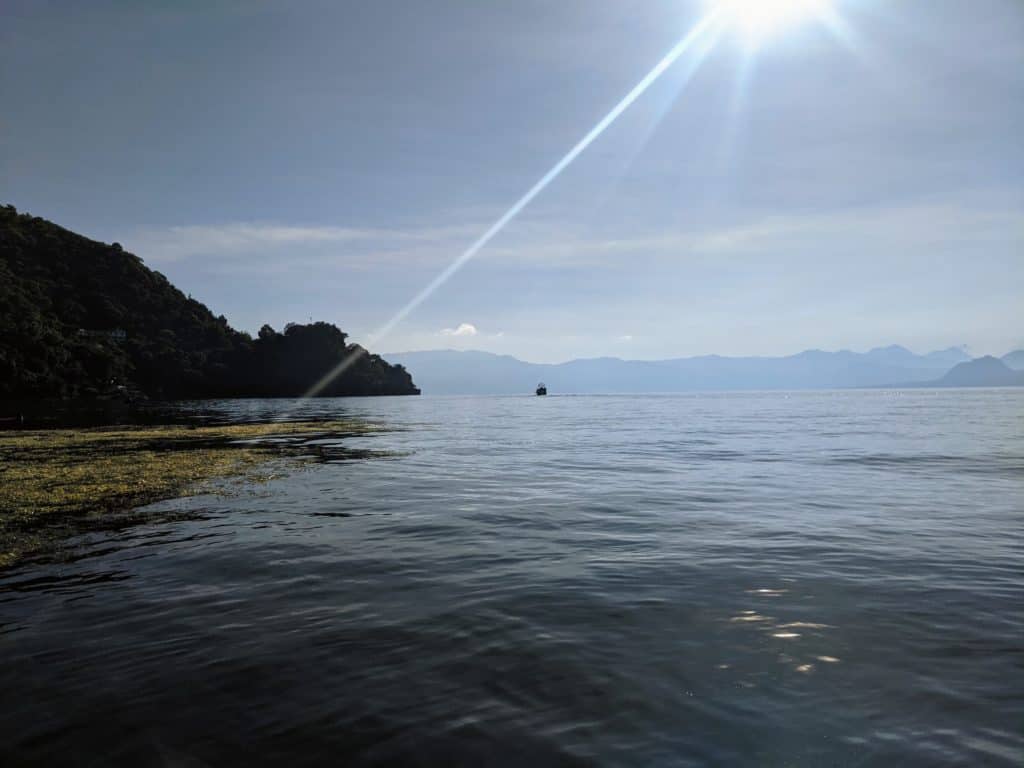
[298,0,844,402]
[707,0,833,47]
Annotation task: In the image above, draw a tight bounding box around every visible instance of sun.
[705,0,833,47]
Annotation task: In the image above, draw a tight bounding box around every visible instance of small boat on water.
[536,383,547,396]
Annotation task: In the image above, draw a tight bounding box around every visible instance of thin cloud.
[441,323,479,337]
[479,202,1024,266]
[123,219,491,269]
[122,200,1023,277]
[125,223,376,263]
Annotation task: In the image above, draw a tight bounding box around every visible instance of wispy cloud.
[477,201,1024,267]
[122,220,493,265]
[124,223,384,263]
[123,200,1023,277]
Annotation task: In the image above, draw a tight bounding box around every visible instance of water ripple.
[1,390,1022,766]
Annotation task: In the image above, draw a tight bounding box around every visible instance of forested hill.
[0,205,419,399]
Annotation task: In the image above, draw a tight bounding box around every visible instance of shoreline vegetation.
[0,205,420,400]
[0,420,380,568]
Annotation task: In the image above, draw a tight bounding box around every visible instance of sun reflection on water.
[723,586,843,677]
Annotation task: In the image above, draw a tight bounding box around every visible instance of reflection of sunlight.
[730,612,771,622]
[725,588,843,674]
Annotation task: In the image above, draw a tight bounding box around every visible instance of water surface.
[2,391,1022,766]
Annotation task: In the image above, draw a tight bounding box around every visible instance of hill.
[931,356,1024,387]
[1002,350,1024,371]
[384,346,977,395]
[0,205,418,399]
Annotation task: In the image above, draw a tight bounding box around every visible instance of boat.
[536,382,547,396]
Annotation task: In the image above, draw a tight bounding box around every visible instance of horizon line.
[379,343,1022,367]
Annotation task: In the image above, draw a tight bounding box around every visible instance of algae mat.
[0,420,376,567]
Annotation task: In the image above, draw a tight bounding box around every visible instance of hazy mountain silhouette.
[385,346,984,395]
[926,356,1024,387]
[1002,350,1024,371]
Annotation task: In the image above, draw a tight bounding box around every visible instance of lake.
[1,390,1022,766]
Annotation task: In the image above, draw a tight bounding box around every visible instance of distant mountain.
[930,357,1024,388]
[1002,350,1024,371]
[384,347,987,395]
[924,346,973,367]
[0,205,419,399]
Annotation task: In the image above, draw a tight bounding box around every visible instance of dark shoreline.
[0,393,423,431]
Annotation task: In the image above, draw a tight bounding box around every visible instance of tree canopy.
[0,205,419,399]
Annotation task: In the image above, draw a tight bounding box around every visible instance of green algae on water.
[0,420,375,567]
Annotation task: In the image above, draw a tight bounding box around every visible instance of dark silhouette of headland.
[0,205,419,400]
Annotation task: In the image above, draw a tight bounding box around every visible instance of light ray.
[297,9,724,400]
[710,43,755,200]
[815,4,862,57]
[586,20,725,220]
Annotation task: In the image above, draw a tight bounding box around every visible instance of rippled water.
[2,390,1022,766]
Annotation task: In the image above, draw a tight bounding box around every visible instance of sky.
[2,0,1022,362]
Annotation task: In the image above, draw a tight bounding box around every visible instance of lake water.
[2,391,1022,766]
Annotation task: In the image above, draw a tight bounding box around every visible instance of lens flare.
[296,11,722,401]
[706,0,834,47]
[289,0,848,406]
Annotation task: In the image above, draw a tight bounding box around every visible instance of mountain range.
[385,347,1024,395]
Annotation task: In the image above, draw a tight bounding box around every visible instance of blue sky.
[2,0,1021,362]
